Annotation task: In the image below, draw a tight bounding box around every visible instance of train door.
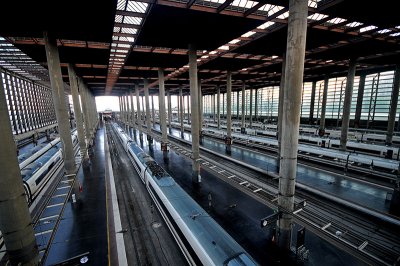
[386,149,393,159]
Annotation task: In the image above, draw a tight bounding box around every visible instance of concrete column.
[130,89,136,130]
[319,76,329,135]
[189,44,201,183]
[241,83,246,133]
[354,74,366,128]
[0,72,39,265]
[118,96,121,121]
[167,91,172,134]
[80,83,91,143]
[68,64,87,157]
[340,59,357,151]
[237,91,240,121]
[124,94,129,131]
[277,0,308,250]
[212,93,216,122]
[386,65,400,145]
[144,79,153,144]
[217,86,221,130]
[44,32,75,174]
[309,81,316,125]
[135,85,143,140]
[199,82,203,128]
[187,94,191,124]
[255,88,258,122]
[151,94,156,128]
[226,71,232,153]
[222,93,225,119]
[179,88,184,138]
[278,53,286,169]
[249,87,253,127]
[199,81,204,144]
[158,69,169,159]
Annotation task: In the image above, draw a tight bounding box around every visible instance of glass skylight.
[346,22,363,28]
[231,0,257,9]
[121,27,137,34]
[308,13,328,21]
[257,4,284,17]
[117,0,127,10]
[327,17,346,24]
[359,25,377,33]
[218,45,229,50]
[123,16,142,25]
[257,21,275,30]
[127,1,148,13]
[390,32,400,37]
[241,31,256,38]
[229,39,240,44]
[277,11,289,19]
[377,29,391,34]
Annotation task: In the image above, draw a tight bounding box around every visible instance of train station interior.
[1,0,400,265]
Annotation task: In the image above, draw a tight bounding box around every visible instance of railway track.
[143,125,400,266]
[106,124,182,266]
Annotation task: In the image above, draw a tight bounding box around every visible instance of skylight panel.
[258,4,284,17]
[231,0,257,9]
[390,32,400,37]
[359,25,377,33]
[124,16,142,25]
[127,1,148,13]
[121,27,137,34]
[241,31,256,38]
[308,0,321,8]
[277,11,289,19]
[117,43,131,48]
[127,37,135,42]
[115,15,123,23]
[218,45,229,50]
[229,39,240,44]
[113,27,121,32]
[117,0,127,10]
[327,17,346,24]
[308,13,328,21]
[346,22,362,28]
[257,21,275,30]
[377,29,391,34]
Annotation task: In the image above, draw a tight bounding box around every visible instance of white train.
[202,128,400,175]
[190,121,400,160]
[20,132,79,204]
[112,123,258,266]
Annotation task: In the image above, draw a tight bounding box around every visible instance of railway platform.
[43,125,108,265]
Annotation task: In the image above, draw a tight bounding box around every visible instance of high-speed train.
[175,120,400,160]
[201,128,400,175]
[112,123,258,266]
[20,131,79,204]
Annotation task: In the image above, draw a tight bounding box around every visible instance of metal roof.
[0,0,399,95]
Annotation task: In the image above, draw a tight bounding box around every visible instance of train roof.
[157,182,256,265]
